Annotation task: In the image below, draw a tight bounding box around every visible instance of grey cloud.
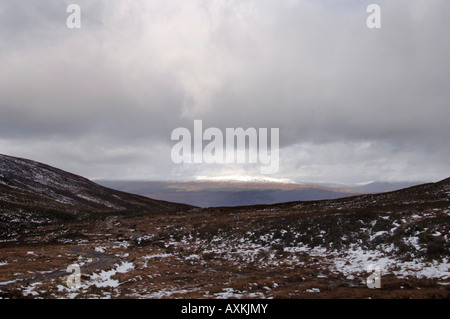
[0,0,448,183]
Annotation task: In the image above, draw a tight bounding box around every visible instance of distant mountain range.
[0,152,427,212]
[95,178,426,208]
[316,181,424,194]
[95,178,358,208]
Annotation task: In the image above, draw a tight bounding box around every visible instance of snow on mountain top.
[194,175,298,184]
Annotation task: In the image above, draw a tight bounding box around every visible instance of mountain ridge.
[0,153,193,216]
[94,179,376,208]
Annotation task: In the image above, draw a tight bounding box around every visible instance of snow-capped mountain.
[194,175,298,184]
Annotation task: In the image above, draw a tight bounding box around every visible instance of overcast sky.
[0,0,449,184]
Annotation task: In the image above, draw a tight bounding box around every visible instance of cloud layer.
[0,0,448,183]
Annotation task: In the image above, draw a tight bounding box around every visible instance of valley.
[0,154,449,299]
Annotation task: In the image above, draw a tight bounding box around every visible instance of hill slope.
[0,153,448,298]
[0,153,193,238]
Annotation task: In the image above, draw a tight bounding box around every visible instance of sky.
[0,0,449,184]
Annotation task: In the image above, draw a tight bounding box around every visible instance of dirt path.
[68,246,119,272]
[1,219,155,290]
[0,245,119,289]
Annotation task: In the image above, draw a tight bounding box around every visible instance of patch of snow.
[214,287,247,299]
[90,262,134,288]
[404,236,422,251]
[330,245,450,281]
[370,231,388,240]
[23,282,41,297]
[393,258,450,279]
[95,247,105,253]
[432,231,442,237]
[144,253,173,259]
[306,288,320,293]
[0,279,18,286]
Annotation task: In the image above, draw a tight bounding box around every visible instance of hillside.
[0,153,448,299]
[0,154,193,239]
